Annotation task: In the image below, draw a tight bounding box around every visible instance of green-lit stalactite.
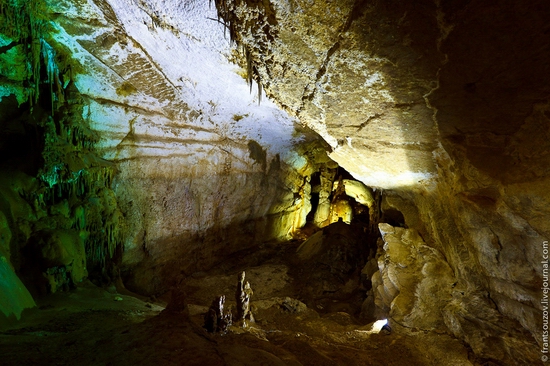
[0,0,44,106]
[0,0,71,111]
[0,0,124,289]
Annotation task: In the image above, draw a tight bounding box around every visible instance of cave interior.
[0,0,549,365]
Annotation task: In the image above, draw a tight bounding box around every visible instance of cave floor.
[0,240,476,366]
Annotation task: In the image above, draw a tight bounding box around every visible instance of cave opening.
[305,170,320,224]
[0,96,44,175]
[380,207,406,228]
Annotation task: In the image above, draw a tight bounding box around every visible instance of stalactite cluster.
[31,92,124,285]
[212,0,278,104]
[0,0,45,105]
[0,0,125,289]
[33,109,123,277]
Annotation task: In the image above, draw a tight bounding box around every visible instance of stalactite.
[41,39,57,113]
[214,1,269,104]
[0,0,123,287]
[73,205,85,230]
[244,45,253,92]
[0,0,46,106]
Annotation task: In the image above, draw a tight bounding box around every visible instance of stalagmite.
[235,271,254,326]
[204,295,232,334]
[313,166,336,227]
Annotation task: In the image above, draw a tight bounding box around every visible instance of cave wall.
[0,0,329,308]
[1,0,548,364]
[0,0,124,316]
[216,0,550,364]
[53,0,331,295]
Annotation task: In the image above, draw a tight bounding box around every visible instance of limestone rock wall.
[44,0,326,295]
[0,0,329,301]
[217,0,550,364]
[382,154,547,364]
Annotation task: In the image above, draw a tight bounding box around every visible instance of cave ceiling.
[215,0,550,189]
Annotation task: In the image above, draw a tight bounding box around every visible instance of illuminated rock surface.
[0,0,548,365]
[217,0,549,363]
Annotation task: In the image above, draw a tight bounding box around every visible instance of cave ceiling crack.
[424,0,457,134]
[353,112,383,132]
[422,67,442,132]
[298,0,370,116]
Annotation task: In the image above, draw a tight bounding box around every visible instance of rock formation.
[213,0,548,363]
[0,0,548,364]
[235,271,254,325]
[204,294,232,334]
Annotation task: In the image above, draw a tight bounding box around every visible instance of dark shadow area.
[0,278,438,366]
[380,207,406,228]
[0,95,44,175]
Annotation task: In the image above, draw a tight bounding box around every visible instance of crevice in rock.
[299,40,340,108]
[353,112,383,132]
[299,0,370,113]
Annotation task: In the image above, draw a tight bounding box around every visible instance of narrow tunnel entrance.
[305,171,321,223]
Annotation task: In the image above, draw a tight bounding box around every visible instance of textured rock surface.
[40,0,333,295]
[0,0,332,301]
[218,0,549,364]
[0,0,548,364]
[373,223,455,331]
[217,0,442,188]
